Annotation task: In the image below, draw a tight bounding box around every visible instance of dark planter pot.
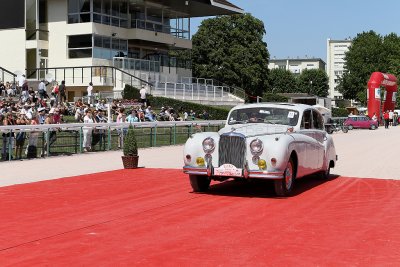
[122,155,139,169]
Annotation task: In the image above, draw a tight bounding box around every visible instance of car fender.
[183,132,220,167]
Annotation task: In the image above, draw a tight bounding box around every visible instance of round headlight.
[250,139,263,155]
[202,137,215,153]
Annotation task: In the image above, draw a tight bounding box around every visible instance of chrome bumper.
[183,166,284,180]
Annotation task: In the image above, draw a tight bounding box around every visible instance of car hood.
[218,124,291,137]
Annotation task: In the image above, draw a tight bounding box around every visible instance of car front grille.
[218,132,246,168]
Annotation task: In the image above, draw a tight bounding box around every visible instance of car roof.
[230,103,316,113]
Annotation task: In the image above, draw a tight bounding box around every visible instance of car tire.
[348,125,354,130]
[370,124,377,130]
[321,164,331,180]
[189,175,211,192]
[274,159,295,197]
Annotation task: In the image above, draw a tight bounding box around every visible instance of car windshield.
[228,107,300,126]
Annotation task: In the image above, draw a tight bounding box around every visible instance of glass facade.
[68,34,128,59]
[67,0,190,39]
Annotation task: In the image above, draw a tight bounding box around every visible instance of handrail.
[26,65,153,90]
[0,66,17,78]
[0,120,226,132]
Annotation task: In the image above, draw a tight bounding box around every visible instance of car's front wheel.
[189,175,211,192]
[370,124,377,130]
[274,159,295,197]
[348,125,354,130]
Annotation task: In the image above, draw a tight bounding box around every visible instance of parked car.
[343,115,378,130]
[183,103,337,196]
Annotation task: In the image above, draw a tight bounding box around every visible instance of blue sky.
[190,0,400,62]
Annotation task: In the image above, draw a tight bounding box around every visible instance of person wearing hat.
[38,107,46,124]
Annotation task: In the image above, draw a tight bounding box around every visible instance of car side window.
[301,110,312,129]
[312,110,324,130]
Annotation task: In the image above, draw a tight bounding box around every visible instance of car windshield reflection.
[228,107,300,126]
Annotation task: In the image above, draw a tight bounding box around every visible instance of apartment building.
[326,38,352,102]
[268,57,326,75]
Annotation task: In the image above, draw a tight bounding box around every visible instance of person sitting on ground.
[126,109,139,123]
[145,106,156,121]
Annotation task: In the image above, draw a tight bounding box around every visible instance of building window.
[93,34,128,60]
[68,34,92,58]
[68,0,91,24]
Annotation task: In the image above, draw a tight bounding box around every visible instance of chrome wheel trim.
[285,162,293,190]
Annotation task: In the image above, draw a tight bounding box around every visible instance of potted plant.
[122,124,139,169]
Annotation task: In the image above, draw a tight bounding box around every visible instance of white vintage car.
[183,103,337,196]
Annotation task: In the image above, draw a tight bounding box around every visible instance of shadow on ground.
[198,174,340,199]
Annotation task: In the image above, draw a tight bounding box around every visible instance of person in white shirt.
[83,109,94,152]
[389,110,394,126]
[18,75,26,94]
[140,85,147,107]
[87,82,93,105]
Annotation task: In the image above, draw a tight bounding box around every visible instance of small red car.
[343,115,378,130]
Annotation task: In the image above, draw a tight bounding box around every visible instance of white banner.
[375,88,381,99]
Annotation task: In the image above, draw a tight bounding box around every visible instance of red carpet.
[0,169,400,266]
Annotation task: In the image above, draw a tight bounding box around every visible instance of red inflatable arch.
[367,72,397,121]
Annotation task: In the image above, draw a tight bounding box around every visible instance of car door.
[298,109,317,176]
[312,110,325,170]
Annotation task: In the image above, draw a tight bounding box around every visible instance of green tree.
[338,31,400,100]
[267,68,297,93]
[296,69,329,97]
[192,13,269,97]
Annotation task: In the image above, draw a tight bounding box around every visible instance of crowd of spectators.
[0,76,211,159]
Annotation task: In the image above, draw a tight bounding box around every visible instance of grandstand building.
[0,0,243,104]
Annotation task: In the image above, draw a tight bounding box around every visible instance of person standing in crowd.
[38,79,47,99]
[42,109,56,157]
[116,108,126,148]
[83,109,94,152]
[58,80,67,104]
[18,74,26,94]
[384,110,390,129]
[0,81,5,97]
[393,112,398,126]
[15,113,29,160]
[389,110,394,126]
[2,112,15,160]
[51,81,59,105]
[140,84,147,107]
[87,82,93,105]
[21,80,29,102]
[26,113,39,159]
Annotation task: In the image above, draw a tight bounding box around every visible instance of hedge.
[123,84,230,120]
[332,107,348,117]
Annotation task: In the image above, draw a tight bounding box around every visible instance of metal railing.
[0,121,225,162]
[113,57,160,73]
[26,65,153,92]
[0,66,17,84]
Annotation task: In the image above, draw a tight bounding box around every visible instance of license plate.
[214,164,242,177]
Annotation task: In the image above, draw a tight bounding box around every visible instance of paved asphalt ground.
[0,125,399,187]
